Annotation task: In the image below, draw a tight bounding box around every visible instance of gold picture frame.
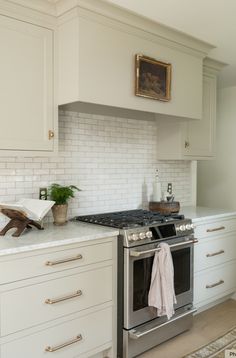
[135,54,171,102]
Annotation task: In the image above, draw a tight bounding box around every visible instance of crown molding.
[203,57,227,75]
[4,0,56,15]
[0,0,56,27]
[56,0,215,57]
[1,0,215,58]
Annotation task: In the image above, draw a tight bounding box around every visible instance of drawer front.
[194,262,236,304]
[1,265,112,336]
[195,218,236,239]
[194,233,236,272]
[0,241,112,284]
[1,306,112,358]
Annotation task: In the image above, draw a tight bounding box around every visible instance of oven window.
[133,256,154,311]
[172,248,190,294]
[133,248,190,311]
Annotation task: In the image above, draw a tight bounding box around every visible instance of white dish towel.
[148,242,177,320]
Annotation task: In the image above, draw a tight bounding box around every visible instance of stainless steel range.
[75,209,198,358]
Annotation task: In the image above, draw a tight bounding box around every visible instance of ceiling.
[104,0,236,88]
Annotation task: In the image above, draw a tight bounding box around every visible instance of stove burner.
[74,209,184,229]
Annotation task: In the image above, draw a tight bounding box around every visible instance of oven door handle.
[129,239,198,257]
[129,307,197,340]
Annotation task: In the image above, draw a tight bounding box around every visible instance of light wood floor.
[139,299,236,358]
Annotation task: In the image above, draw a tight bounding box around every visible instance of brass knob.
[48,130,54,140]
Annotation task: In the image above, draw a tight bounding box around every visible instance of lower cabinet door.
[1,265,112,335]
[1,307,112,358]
[194,261,236,305]
[194,233,236,272]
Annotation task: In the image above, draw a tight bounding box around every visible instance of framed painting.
[135,54,171,101]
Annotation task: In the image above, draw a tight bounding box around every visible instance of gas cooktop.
[74,209,185,229]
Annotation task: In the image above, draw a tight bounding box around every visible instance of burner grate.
[74,209,184,229]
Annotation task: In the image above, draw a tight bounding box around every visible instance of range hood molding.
[60,101,195,123]
[58,0,216,120]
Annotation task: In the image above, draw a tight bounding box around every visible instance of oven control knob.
[191,223,195,229]
[132,234,139,241]
[128,235,133,241]
[179,225,186,232]
[139,232,146,240]
[145,231,152,238]
[128,234,138,241]
[186,224,192,230]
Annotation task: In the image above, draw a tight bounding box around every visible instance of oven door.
[123,236,195,330]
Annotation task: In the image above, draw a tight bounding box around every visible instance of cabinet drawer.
[1,306,112,358]
[194,233,236,272]
[194,262,236,304]
[195,218,236,239]
[0,241,112,284]
[1,265,112,336]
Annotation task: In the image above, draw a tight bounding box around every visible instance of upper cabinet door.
[0,15,54,152]
[184,74,216,158]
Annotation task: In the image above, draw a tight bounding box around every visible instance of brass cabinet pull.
[48,130,54,140]
[45,334,82,352]
[45,290,82,305]
[206,249,225,257]
[206,226,225,233]
[45,254,83,266]
[184,141,190,148]
[206,279,224,289]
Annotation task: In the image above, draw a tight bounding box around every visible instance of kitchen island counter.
[0,221,118,257]
[181,206,236,223]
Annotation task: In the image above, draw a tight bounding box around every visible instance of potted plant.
[48,183,81,225]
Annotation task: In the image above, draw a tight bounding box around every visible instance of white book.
[0,199,55,221]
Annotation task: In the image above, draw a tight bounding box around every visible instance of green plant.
[48,183,81,205]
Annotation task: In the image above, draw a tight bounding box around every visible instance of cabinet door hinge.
[48,130,54,140]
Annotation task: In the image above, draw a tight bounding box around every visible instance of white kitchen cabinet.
[0,240,112,284]
[184,74,216,157]
[194,261,236,305]
[0,13,56,153]
[156,58,225,160]
[194,233,236,271]
[193,216,236,309]
[0,237,116,358]
[1,265,112,335]
[1,307,112,358]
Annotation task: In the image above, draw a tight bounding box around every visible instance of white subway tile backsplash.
[0,110,192,222]
[25,163,41,169]
[6,188,24,195]
[1,169,16,176]
[7,163,25,169]
[33,157,48,163]
[0,157,16,163]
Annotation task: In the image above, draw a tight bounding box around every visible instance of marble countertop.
[180,206,236,223]
[1,206,235,256]
[0,221,119,257]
